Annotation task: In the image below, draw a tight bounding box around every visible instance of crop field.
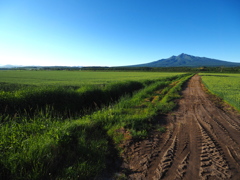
[0,70,184,86]
[200,73,240,111]
[0,71,192,179]
[2,71,240,179]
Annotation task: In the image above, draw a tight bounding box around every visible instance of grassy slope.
[200,73,240,111]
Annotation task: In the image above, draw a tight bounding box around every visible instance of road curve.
[123,75,240,180]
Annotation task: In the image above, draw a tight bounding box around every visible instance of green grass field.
[0,70,184,86]
[0,70,192,179]
[2,71,239,179]
[200,73,240,111]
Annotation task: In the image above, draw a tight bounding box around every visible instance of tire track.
[153,135,177,179]
[176,152,190,179]
[197,122,231,179]
[197,103,240,159]
[121,75,240,180]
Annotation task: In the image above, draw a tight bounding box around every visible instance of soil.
[121,75,240,180]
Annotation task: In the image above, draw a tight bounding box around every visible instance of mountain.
[130,53,240,67]
[0,65,82,69]
[0,64,23,68]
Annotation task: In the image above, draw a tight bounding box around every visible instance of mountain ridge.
[130,53,240,67]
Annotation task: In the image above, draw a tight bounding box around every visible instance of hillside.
[131,53,240,67]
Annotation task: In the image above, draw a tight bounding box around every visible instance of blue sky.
[0,0,240,66]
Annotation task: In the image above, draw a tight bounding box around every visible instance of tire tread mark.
[197,122,232,179]
[153,135,177,179]
[175,152,190,179]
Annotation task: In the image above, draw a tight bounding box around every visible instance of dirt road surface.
[122,75,240,180]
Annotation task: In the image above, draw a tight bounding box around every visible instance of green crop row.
[0,81,143,120]
[0,73,193,179]
[200,73,240,111]
[0,75,183,121]
[0,70,184,87]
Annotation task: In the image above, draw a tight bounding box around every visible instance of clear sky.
[0,0,240,66]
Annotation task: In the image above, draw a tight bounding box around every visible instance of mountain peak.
[130,54,240,67]
[179,53,187,56]
[178,53,191,57]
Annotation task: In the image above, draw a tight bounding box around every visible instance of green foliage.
[0,118,108,179]
[156,126,166,133]
[0,81,146,119]
[0,72,193,179]
[0,82,33,92]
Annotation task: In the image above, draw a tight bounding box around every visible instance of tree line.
[1,66,240,73]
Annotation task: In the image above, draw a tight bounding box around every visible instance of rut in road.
[122,75,240,180]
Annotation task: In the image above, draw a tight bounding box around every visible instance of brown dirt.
[121,75,240,180]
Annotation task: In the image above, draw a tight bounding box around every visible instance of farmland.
[1,70,240,179]
[0,70,184,86]
[0,70,191,179]
[200,73,240,111]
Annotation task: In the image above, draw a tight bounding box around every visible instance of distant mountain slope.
[0,65,23,68]
[0,65,82,69]
[131,53,240,67]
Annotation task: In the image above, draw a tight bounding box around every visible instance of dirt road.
[123,75,240,180]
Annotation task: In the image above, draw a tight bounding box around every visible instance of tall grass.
[0,73,193,179]
[0,81,144,120]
